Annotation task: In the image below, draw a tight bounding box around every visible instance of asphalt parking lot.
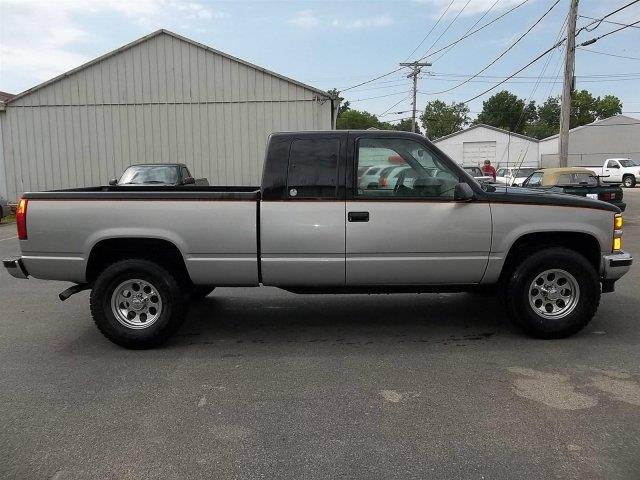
[1,191,639,480]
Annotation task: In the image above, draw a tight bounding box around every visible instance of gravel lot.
[1,190,639,479]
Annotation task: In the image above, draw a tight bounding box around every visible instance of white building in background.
[538,114,640,168]
[433,124,539,169]
[0,29,334,201]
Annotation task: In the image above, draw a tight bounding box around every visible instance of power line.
[431,0,502,63]
[577,47,640,61]
[423,0,562,96]
[404,0,456,61]
[576,0,640,33]
[421,0,473,59]
[579,15,640,30]
[379,95,412,117]
[462,39,565,103]
[349,90,412,103]
[418,0,530,61]
[339,68,404,93]
[578,19,640,46]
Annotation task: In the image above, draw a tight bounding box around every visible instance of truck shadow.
[174,290,514,350]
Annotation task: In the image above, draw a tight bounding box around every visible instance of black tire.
[622,175,636,188]
[90,259,188,349]
[505,247,600,339]
[190,286,216,300]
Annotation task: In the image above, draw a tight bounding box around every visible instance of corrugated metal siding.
[1,33,332,200]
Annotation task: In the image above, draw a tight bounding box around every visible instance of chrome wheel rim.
[528,269,580,320]
[110,279,163,329]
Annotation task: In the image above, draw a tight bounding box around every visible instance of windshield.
[619,159,640,167]
[513,168,536,177]
[119,165,179,185]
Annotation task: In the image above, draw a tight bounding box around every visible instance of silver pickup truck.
[4,131,633,348]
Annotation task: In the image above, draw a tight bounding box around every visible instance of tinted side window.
[526,172,544,186]
[287,138,339,199]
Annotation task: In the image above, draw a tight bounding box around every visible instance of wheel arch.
[499,231,602,284]
[86,237,191,286]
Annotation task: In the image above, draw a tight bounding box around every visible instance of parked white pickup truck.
[4,131,632,348]
[588,158,640,188]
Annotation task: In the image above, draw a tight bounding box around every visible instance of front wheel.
[506,247,600,339]
[90,259,188,349]
[622,175,636,188]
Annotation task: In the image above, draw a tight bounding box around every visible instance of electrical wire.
[578,19,640,46]
[422,0,561,96]
[349,90,412,103]
[404,0,456,62]
[579,15,640,30]
[421,0,473,59]
[461,39,565,103]
[431,0,502,63]
[576,0,640,34]
[417,0,530,61]
[577,47,640,61]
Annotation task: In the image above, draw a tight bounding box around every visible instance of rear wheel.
[505,247,600,338]
[90,259,187,349]
[622,175,636,188]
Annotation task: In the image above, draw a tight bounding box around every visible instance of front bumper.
[3,256,28,279]
[601,251,633,281]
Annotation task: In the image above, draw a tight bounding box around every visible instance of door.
[463,141,496,166]
[260,135,346,286]
[346,135,491,285]
[603,159,622,182]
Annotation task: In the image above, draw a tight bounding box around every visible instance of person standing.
[481,160,497,181]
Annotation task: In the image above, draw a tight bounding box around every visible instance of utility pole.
[400,61,431,133]
[558,0,579,167]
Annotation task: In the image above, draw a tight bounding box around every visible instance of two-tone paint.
[7,130,632,290]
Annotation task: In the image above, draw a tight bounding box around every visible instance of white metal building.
[434,124,539,169]
[538,114,640,168]
[0,30,334,201]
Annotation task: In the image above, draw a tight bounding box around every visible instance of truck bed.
[20,185,261,286]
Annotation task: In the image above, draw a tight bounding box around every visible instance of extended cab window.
[287,138,339,199]
[356,138,460,199]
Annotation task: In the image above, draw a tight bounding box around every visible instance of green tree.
[525,96,560,139]
[570,89,597,127]
[595,94,622,120]
[327,88,351,117]
[393,118,422,135]
[336,109,391,130]
[419,100,469,140]
[476,90,536,134]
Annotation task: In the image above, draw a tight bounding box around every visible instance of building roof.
[0,91,14,103]
[539,114,640,142]
[433,123,539,143]
[6,29,331,105]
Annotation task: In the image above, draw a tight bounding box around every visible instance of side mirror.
[108,178,118,186]
[454,183,474,201]
[182,176,196,185]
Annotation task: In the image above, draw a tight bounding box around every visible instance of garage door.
[463,141,496,166]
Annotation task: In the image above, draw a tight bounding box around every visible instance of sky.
[1,0,639,123]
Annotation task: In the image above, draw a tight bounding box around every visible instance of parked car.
[495,167,537,186]
[358,165,387,188]
[463,166,494,183]
[520,167,626,211]
[110,163,208,186]
[4,131,632,348]
[0,196,8,223]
